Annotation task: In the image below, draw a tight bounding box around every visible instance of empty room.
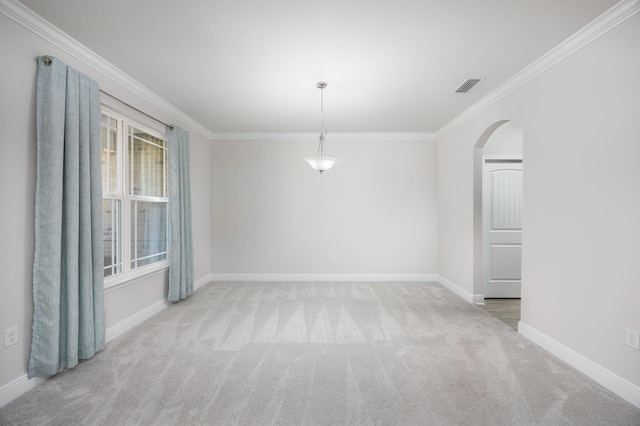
[1,0,639,424]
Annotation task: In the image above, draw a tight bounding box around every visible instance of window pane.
[101,112,170,282]
[128,127,167,197]
[101,115,118,194]
[103,199,121,277]
[131,200,167,269]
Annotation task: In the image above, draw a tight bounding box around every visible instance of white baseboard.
[0,375,46,409]
[194,273,214,291]
[105,298,168,343]
[209,273,438,282]
[472,294,485,305]
[436,275,477,304]
[518,321,640,409]
[2,296,170,408]
[105,273,212,342]
[1,274,212,408]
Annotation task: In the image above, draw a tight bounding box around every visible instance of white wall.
[438,14,640,391]
[211,138,438,277]
[0,13,211,396]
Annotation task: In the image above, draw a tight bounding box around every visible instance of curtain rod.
[99,89,174,130]
[39,56,174,131]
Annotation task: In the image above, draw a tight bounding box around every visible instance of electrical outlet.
[329,254,335,261]
[4,327,18,348]
[625,328,639,350]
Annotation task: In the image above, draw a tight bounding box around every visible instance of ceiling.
[18,0,619,135]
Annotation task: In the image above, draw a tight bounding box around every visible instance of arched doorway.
[473,121,524,328]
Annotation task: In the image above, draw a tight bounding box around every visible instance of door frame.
[472,120,511,305]
[482,157,523,298]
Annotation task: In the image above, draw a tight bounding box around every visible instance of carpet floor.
[1,281,639,425]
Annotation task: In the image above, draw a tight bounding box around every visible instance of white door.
[483,160,523,298]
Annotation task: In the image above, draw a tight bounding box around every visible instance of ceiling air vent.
[454,78,484,93]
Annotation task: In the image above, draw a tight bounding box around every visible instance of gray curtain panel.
[29,56,105,377]
[167,126,194,302]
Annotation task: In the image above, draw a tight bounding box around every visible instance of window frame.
[101,106,169,290]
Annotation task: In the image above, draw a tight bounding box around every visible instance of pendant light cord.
[318,84,327,157]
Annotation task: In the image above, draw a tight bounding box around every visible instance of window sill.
[104,261,169,294]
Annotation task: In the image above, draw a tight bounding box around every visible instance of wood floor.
[481,298,521,331]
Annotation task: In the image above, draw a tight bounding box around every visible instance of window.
[101,109,168,284]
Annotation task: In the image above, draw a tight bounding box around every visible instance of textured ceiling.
[18,0,619,134]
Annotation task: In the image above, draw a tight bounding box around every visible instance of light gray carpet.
[1,281,639,425]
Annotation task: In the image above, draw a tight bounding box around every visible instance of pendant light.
[305,81,338,174]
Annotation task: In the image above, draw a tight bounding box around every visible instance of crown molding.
[436,0,640,138]
[0,0,434,144]
[3,0,637,142]
[208,132,439,141]
[0,0,216,139]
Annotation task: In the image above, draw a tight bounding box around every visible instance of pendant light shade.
[305,134,338,173]
[305,155,338,173]
[305,82,338,174]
